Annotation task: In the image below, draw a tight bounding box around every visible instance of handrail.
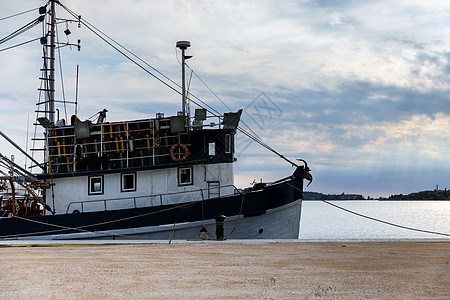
[65,184,241,214]
[47,118,192,173]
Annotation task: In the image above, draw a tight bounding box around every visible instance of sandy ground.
[0,241,449,299]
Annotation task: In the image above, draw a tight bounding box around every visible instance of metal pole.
[75,64,79,117]
[49,0,56,123]
[181,48,186,120]
[215,215,226,241]
[176,41,191,129]
[0,131,44,171]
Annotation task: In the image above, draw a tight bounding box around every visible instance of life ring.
[169,143,188,162]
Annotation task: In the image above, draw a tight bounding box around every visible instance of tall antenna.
[176,41,191,129]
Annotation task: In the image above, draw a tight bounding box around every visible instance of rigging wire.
[25,115,30,169]
[0,37,41,52]
[0,7,40,22]
[59,4,223,122]
[1,4,445,241]
[173,50,227,117]
[0,3,297,169]
[60,2,238,120]
[185,64,233,112]
[185,64,263,138]
[55,21,68,122]
[58,3,182,95]
[3,179,448,239]
[60,3,220,115]
[57,2,298,167]
[185,64,297,166]
[0,15,45,45]
[185,64,262,136]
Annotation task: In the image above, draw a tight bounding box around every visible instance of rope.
[2,189,250,240]
[1,201,196,239]
[59,2,223,123]
[0,15,45,45]
[185,65,288,162]
[58,2,299,168]
[287,183,450,238]
[58,3,183,98]
[224,192,245,238]
[55,21,69,122]
[8,214,173,241]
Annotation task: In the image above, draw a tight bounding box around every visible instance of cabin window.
[225,134,231,154]
[88,175,103,195]
[178,167,193,186]
[121,173,136,192]
[208,142,216,156]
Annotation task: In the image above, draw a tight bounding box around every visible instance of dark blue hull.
[0,174,303,239]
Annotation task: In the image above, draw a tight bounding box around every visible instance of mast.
[48,0,56,123]
[176,41,191,129]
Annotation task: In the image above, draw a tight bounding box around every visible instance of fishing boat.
[0,1,311,240]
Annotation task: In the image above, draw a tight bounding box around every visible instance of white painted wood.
[47,163,236,214]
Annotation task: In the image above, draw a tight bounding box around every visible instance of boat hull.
[0,175,303,240]
[17,200,301,240]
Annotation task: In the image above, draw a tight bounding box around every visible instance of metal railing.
[47,119,191,173]
[65,184,241,214]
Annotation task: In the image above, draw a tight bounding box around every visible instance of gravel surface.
[0,241,449,299]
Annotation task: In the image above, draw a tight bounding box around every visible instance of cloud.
[1,0,450,197]
[328,12,353,29]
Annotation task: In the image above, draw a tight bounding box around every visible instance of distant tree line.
[304,188,449,201]
[302,192,364,200]
[381,189,449,201]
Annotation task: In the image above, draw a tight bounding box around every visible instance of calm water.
[299,201,450,240]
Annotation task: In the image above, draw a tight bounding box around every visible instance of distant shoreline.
[302,198,450,201]
[304,189,449,201]
[378,199,450,201]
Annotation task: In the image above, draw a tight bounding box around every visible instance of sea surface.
[299,200,450,240]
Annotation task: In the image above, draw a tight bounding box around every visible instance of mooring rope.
[224,192,245,238]
[286,183,450,238]
[1,201,197,239]
[2,188,249,240]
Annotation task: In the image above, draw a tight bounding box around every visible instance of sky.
[0,0,449,198]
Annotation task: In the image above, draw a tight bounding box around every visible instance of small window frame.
[178,166,193,186]
[88,175,104,195]
[208,141,216,156]
[121,172,136,192]
[225,134,232,154]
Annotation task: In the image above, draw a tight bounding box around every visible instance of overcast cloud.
[0,0,449,197]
